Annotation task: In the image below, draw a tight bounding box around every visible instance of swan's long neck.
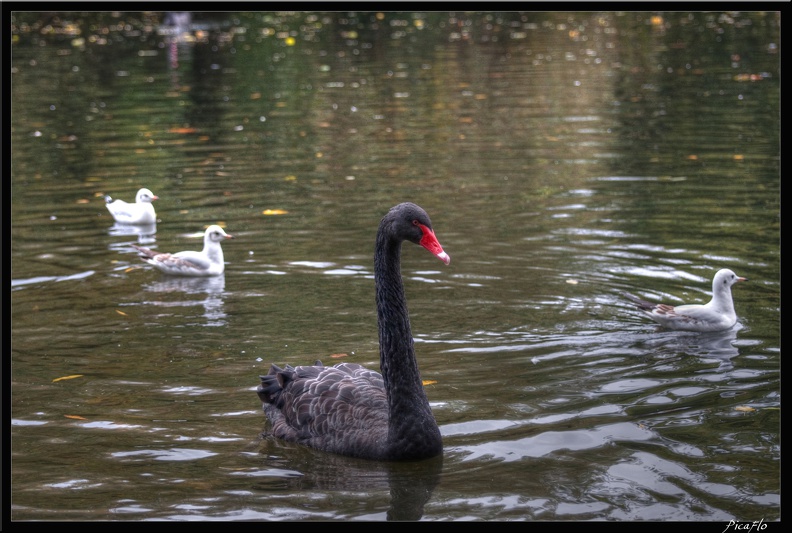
[374,231,438,451]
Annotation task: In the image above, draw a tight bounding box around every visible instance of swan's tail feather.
[258,363,306,409]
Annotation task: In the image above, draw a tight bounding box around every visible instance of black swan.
[257,202,450,460]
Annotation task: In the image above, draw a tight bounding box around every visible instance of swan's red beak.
[418,224,450,265]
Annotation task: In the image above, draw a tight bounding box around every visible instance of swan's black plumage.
[257,203,449,460]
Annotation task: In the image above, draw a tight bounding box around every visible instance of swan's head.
[387,202,450,265]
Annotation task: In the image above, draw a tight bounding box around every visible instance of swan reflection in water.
[250,437,443,521]
[141,274,227,326]
[108,222,157,246]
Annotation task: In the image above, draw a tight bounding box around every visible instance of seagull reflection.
[621,322,743,371]
[673,323,743,370]
[108,222,157,245]
[142,274,227,326]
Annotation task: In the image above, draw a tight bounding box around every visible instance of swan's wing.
[258,362,388,448]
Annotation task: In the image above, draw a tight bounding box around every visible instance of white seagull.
[131,225,233,277]
[105,188,158,225]
[624,268,747,332]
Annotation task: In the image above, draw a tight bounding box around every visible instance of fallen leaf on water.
[116,309,128,316]
[169,127,197,134]
[735,406,755,412]
[566,279,579,285]
[422,380,437,386]
[262,209,289,215]
[329,353,348,359]
[65,415,87,420]
[76,198,90,204]
[53,374,84,382]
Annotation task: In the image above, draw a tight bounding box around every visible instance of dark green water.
[10,11,780,521]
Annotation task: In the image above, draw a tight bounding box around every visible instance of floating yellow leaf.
[76,198,90,204]
[262,209,289,215]
[422,380,437,386]
[566,279,579,285]
[686,154,698,161]
[169,127,197,134]
[329,353,348,359]
[116,309,128,316]
[284,175,297,181]
[65,414,87,420]
[53,374,84,382]
[735,405,755,412]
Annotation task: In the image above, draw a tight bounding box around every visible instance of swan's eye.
[412,220,420,226]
